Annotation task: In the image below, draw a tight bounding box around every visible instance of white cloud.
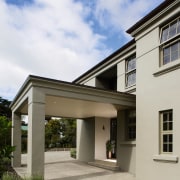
[0,0,108,100]
[0,0,164,100]
[94,0,164,38]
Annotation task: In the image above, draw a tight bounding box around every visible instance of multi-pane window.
[160,17,180,65]
[160,110,173,154]
[126,110,136,140]
[163,41,180,64]
[126,55,136,87]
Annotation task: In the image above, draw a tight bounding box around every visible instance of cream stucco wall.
[79,43,137,173]
[117,61,125,92]
[84,78,96,87]
[117,110,136,174]
[95,117,110,160]
[77,118,95,162]
[136,12,180,180]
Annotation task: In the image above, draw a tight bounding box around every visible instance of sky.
[0,0,164,101]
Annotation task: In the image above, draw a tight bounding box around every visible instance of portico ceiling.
[45,95,119,118]
[10,75,136,119]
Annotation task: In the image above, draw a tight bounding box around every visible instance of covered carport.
[10,75,135,178]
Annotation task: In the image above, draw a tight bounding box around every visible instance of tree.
[45,119,61,148]
[0,116,15,178]
[61,118,76,148]
[0,97,11,118]
[45,118,76,149]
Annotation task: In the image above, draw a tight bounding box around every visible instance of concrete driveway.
[15,151,136,180]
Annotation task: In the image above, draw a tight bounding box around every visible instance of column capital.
[28,87,45,105]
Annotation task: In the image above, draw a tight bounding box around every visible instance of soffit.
[14,75,136,119]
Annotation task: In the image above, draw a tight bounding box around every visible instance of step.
[88,160,119,171]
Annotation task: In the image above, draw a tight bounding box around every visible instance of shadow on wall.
[118,144,136,174]
[77,118,95,162]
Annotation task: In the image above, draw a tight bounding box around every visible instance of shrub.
[2,172,20,180]
[70,148,76,159]
[2,172,43,180]
[0,116,15,178]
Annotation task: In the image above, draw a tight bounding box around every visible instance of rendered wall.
[117,61,125,92]
[76,118,95,162]
[95,117,110,160]
[84,78,96,87]
[136,12,180,180]
[117,110,136,174]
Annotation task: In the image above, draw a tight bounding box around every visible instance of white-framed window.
[160,16,180,66]
[125,55,136,87]
[126,110,136,140]
[160,110,173,154]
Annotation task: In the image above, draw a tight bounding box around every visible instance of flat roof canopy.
[10,75,136,119]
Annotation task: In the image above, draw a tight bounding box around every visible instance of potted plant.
[106,140,112,159]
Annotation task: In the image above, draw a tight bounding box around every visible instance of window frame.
[159,110,173,154]
[160,16,180,66]
[126,109,136,141]
[160,38,180,65]
[125,55,136,88]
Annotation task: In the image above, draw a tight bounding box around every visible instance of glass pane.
[171,42,178,62]
[169,21,177,38]
[163,47,170,64]
[169,134,173,143]
[163,144,168,152]
[169,122,173,130]
[128,110,136,118]
[128,127,136,139]
[171,51,178,61]
[127,72,136,87]
[163,135,168,142]
[171,42,178,52]
[127,58,136,71]
[163,113,168,122]
[169,111,173,121]
[163,122,168,130]
[161,26,169,42]
[163,47,170,56]
[169,144,173,152]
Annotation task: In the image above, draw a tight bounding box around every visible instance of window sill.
[119,141,136,145]
[125,85,136,94]
[153,154,178,163]
[153,60,180,77]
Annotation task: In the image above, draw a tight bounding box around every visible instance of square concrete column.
[27,87,45,177]
[11,112,21,167]
[116,110,126,167]
[77,118,95,162]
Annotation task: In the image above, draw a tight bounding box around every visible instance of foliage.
[106,140,113,152]
[21,130,27,153]
[23,174,43,180]
[45,118,76,149]
[70,148,76,159]
[0,116,15,178]
[0,97,11,118]
[2,172,20,180]
[2,172,43,180]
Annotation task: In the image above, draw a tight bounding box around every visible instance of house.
[10,0,180,179]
